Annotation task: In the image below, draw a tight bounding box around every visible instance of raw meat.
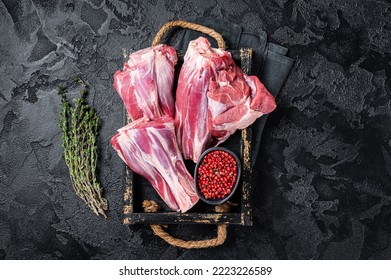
[113,44,177,121]
[175,37,233,162]
[111,116,198,212]
[208,65,277,144]
[175,37,276,162]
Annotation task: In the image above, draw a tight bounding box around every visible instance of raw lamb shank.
[113,44,177,121]
[111,116,198,213]
[208,64,277,144]
[111,36,276,212]
[175,37,276,162]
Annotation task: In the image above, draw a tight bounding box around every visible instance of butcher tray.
[123,48,254,226]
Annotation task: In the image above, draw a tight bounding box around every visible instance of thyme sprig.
[58,78,108,219]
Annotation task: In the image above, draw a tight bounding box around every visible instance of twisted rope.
[142,200,230,249]
[151,20,226,49]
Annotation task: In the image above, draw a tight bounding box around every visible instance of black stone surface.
[0,0,390,260]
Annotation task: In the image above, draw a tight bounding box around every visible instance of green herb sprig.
[58,78,108,219]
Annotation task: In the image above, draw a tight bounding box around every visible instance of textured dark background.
[0,0,390,260]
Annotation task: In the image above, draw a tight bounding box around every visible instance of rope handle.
[151,20,226,49]
[143,200,232,249]
[145,20,227,249]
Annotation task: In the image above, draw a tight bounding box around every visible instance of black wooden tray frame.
[123,49,254,226]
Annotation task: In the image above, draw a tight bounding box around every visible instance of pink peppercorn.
[197,150,238,200]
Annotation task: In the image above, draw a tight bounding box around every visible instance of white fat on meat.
[111,116,198,212]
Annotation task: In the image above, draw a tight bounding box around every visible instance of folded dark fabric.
[252,43,294,166]
[238,31,268,76]
[173,17,294,166]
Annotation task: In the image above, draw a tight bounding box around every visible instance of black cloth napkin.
[171,17,294,167]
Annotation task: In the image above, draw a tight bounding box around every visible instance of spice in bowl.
[195,147,241,204]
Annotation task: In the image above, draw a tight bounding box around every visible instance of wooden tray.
[123,48,254,226]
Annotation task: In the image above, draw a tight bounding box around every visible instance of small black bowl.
[194,147,242,205]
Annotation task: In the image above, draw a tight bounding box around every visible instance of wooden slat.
[123,167,134,215]
[240,128,253,226]
[124,213,242,225]
[240,48,253,226]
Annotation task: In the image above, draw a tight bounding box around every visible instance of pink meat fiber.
[111,116,198,213]
[113,44,177,121]
[175,37,276,162]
